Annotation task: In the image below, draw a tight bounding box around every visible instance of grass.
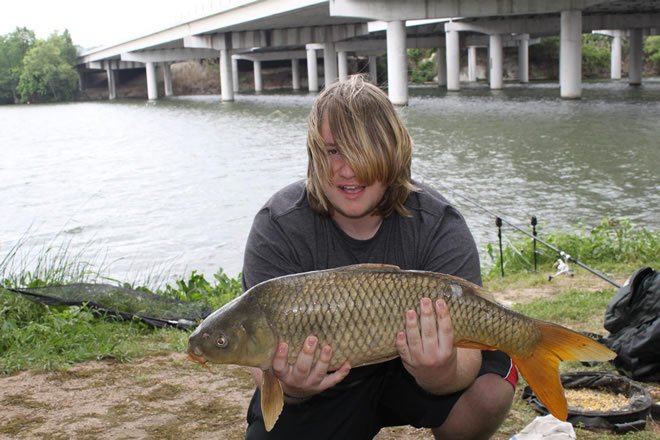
[511,288,614,333]
[482,217,659,281]
[0,235,240,375]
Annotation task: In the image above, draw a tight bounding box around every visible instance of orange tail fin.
[511,321,615,421]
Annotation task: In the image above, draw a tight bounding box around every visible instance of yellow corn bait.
[565,388,630,412]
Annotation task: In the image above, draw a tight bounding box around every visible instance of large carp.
[188,264,615,431]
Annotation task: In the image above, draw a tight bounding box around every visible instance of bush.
[582,35,610,77]
[644,36,660,72]
[410,59,436,83]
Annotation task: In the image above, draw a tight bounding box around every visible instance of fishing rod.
[435,182,622,289]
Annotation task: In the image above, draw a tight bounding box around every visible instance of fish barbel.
[188,264,615,431]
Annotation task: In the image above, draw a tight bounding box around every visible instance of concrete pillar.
[291,59,300,90]
[307,48,319,92]
[146,62,158,100]
[559,10,582,99]
[232,56,239,92]
[253,60,263,92]
[436,46,446,87]
[368,55,378,84]
[446,29,460,91]
[338,51,348,80]
[467,46,477,82]
[219,49,234,102]
[518,34,529,83]
[610,30,622,80]
[386,20,408,105]
[629,28,643,86]
[105,64,117,100]
[323,42,337,86]
[489,34,503,90]
[163,63,173,97]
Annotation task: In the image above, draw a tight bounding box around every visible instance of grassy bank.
[1,218,658,438]
[1,217,657,376]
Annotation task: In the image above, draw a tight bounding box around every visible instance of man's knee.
[471,373,515,418]
[431,374,515,440]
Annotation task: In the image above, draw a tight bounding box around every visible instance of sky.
[0,0,218,49]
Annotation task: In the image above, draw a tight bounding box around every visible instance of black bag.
[603,267,660,381]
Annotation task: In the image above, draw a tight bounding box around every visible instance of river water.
[2,80,659,284]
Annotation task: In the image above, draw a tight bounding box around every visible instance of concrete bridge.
[76,0,660,105]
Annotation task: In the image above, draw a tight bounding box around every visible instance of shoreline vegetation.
[1,218,659,439]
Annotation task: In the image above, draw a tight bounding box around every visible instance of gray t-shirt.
[242,179,481,290]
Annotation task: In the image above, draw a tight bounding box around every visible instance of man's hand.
[396,298,481,395]
[252,336,351,401]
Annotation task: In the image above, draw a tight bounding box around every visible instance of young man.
[242,75,516,439]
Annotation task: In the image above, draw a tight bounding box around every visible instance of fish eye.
[216,336,229,348]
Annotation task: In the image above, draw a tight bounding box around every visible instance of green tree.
[17,30,79,102]
[581,34,610,78]
[0,27,36,103]
[644,36,660,72]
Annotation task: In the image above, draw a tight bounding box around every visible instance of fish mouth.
[187,348,212,372]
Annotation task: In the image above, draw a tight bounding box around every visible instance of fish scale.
[251,268,541,370]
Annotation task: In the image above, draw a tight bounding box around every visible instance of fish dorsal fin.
[260,369,283,432]
[341,263,401,272]
[425,271,498,303]
[469,285,497,303]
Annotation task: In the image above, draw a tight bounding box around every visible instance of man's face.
[319,116,387,222]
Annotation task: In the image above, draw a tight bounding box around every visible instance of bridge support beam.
[338,51,348,80]
[146,62,158,100]
[232,57,240,92]
[489,34,503,89]
[629,28,643,86]
[387,20,408,105]
[253,60,263,92]
[446,29,460,91]
[518,34,529,83]
[163,63,173,97]
[368,55,378,84]
[219,49,234,101]
[560,10,582,99]
[307,47,319,92]
[323,42,337,86]
[292,59,300,90]
[436,46,446,87]
[467,46,477,82]
[611,30,622,80]
[106,64,117,100]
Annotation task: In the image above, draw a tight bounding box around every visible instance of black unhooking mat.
[8,284,213,329]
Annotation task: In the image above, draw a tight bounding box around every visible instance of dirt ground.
[1,274,658,440]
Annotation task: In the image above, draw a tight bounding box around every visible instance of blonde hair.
[305,75,417,217]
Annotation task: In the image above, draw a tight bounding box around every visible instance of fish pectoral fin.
[513,321,616,422]
[260,369,283,432]
[455,340,497,350]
